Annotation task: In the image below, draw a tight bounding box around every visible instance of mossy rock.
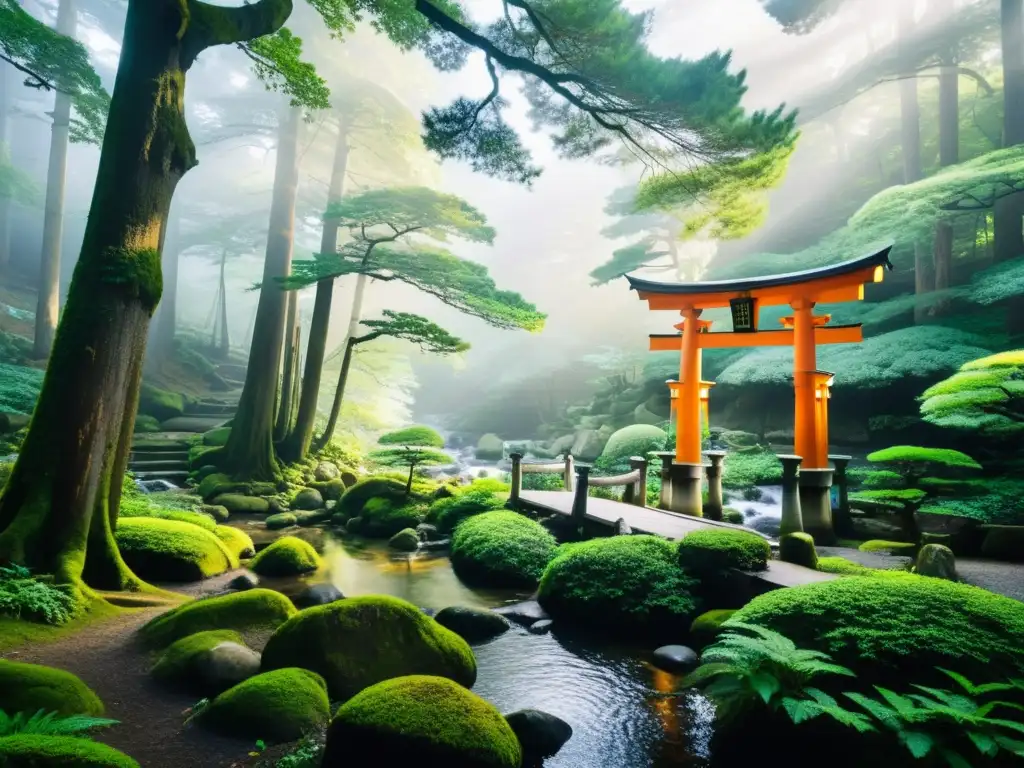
[309,478,347,501]
[389,528,420,552]
[265,512,297,530]
[114,517,236,583]
[139,384,186,421]
[914,543,958,580]
[291,488,324,511]
[133,414,161,434]
[140,589,298,649]
[858,539,916,555]
[689,609,738,650]
[199,668,330,744]
[778,533,818,569]
[260,595,477,701]
[202,427,231,447]
[210,494,270,514]
[0,660,104,716]
[337,477,408,517]
[434,607,510,644]
[427,491,505,534]
[293,509,330,526]
[475,433,505,461]
[599,424,667,464]
[980,525,1024,563]
[361,498,426,538]
[345,516,364,534]
[202,504,230,522]
[721,508,744,525]
[322,675,521,768]
[118,506,218,532]
[0,735,139,767]
[150,629,254,695]
[450,511,558,589]
[677,529,771,573]
[249,536,321,577]
[197,473,238,501]
[213,525,255,560]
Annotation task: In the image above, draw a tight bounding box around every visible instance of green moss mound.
[0,660,103,716]
[337,477,408,517]
[778,532,818,569]
[118,506,217,531]
[265,512,297,530]
[360,498,426,538]
[865,445,981,469]
[133,414,161,433]
[139,384,185,421]
[677,529,770,573]
[249,536,321,577]
[200,668,330,743]
[450,512,558,589]
[379,425,445,448]
[689,609,737,649]
[114,517,236,583]
[389,528,420,552]
[0,735,139,767]
[858,539,916,554]
[213,525,255,559]
[816,557,909,577]
[732,575,1024,682]
[202,427,231,447]
[428,490,506,534]
[322,675,521,768]
[260,594,476,701]
[599,424,667,464]
[140,589,297,649]
[209,494,270,514]
[151,629,245,690]
[538,536,701,637]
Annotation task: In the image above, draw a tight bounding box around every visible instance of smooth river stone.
[651,645,699,674]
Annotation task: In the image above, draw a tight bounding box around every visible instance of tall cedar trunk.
[220,105,301,480]
[935,0,958,167]
[153,207,181,360]
[315,273,368,451]
[897,4,922,184]
[273,290,299,441]
[932,221,953,317]
[33,0,75,360]
[998,0,1024,337]
[913,241,934,324]
[0,59,10,270]
[0,0,205,590]
[280,117,350,461]
[217,248,230,358]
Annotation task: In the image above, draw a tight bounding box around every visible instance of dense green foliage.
[249,536,321,577]
[378,426,445,448]
[427,490,506,533]
[140,590,297,649]
[260,595,476,701]
[920,350,1024,436]
[450,511,558,588]
[721,448,784,488]
[538,536,701,637]
[324,675,521,767]
[0,564,75,625]
[0,660,103,717]
[678,530,771,573]
[865,446,982,471]
[358,498,427,538]
[337,477,408,517]
[0,710,117,738]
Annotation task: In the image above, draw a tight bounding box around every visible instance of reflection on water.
[273,534,715,768]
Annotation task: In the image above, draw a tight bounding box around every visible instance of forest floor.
[1,570,275,768]
[818,546,1024,602]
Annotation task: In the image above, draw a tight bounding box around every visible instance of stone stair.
[159,396,236,433]
[128,434,192,485]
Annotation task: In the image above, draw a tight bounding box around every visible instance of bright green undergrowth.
[0,564,76,626]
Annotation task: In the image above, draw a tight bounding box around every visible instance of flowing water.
[259,534,715,768]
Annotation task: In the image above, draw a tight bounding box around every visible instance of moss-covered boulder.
[213,525,255,559]
[293,509,330,526]
[434,606,510,644]
[732,575,1024,682]
[133,414,161,433]
[538,536,701,637]
[202,426,231,447]
[199,668,330,743]
[209,494,270,514]
[151,630,259,695]
[321,675,521,768]
[689,609,737,650]
[140,589,298,649]
[139,384,185,421]
[450,512,557,589]
[291,488,324,510]
[309,478,346,501]
[361,498,426,538]
[249,536,321,577]
[914,543,958,580]
[202,504,230,522]
[599,424,667,465]
[314,461,340,481]
[0,660,104,716]
[677,529,771,573]
[778,532,818,569]
[389,528,420,552]
[114,517,236,582]
[475,433,505,461]
[427,490,505,534]
[337,477,407,517]
[260,595,476,701]
[0,735,139,767]
[265,512,297,530]
[118,506,218,531]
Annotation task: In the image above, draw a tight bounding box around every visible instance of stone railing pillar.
[571,464,591,525]
[629,455,648,507]
[829,454,853,539]
[704,450,726,521]
[777,454,803,536]
[509,452,523,506]
[668,462,704,517]
[651,451,674,510]
[563,453,575,493]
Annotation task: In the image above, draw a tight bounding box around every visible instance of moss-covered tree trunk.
[0,0,291,595]
[274,289,299,441]
[220,104,301,480]
[280,117,350,462]
[152,208,181,362]
[315,273,368,451]
[32,0,75,360]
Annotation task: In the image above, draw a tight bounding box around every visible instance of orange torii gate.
[625,244,893,542]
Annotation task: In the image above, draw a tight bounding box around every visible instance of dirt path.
[1,571,262,768]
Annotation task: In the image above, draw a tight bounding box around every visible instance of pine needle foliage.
[920,350,1024,436]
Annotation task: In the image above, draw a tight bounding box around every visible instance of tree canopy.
[356,310,470,356]
[919,350,1024,436]
[759,0,844,35]
[378,425,445,448]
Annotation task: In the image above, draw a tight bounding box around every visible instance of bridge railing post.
[571,464,591,525]
[629,456,648,507]
[509,452,523,507]
[563,454,575,492]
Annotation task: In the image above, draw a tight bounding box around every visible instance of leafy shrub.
[722,449,783,488]
[731,576,1024,683]
[461,476,510,494]
[0,710,118,737]
[599,424,667,466]
[450,511,558,588]
[427,490,505,533]
[378,425,444,448]
[678,529,771,573]
[0,565,75,625]
[538,535,701,637]
[273,732,325,768]
[520,472,565,491]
